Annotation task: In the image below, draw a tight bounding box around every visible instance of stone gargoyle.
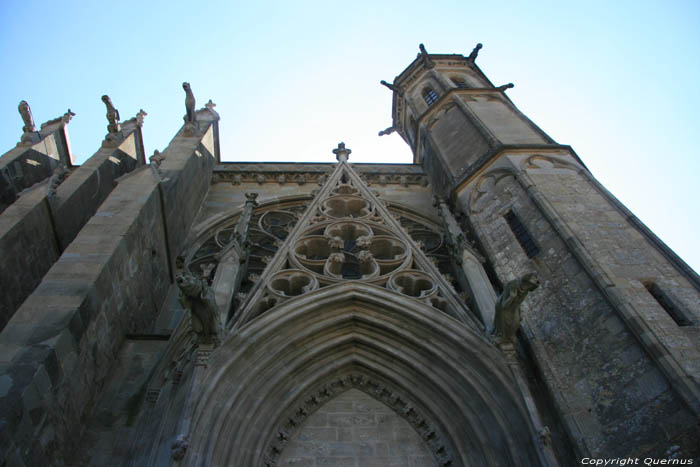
[176,271,221,345]
[493,272,539,345]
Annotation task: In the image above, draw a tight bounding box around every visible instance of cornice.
[212,163,428,187]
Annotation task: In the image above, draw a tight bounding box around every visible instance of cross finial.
[333,142,351,162]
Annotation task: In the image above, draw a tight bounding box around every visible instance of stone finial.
[18,100,36,134]
[39,109,75,132]
[332,142,351,163]
[468,43,483,62]
[149,150,166,180]
[61,109,75,125]
[150,149,165,167]
[205,99,216,111]
[418,43,435,69]
[493,272,540,345]
[380,80,404,97]
[101,95,121,134]
[136,109,148,127]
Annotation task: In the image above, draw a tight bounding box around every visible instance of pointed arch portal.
[184,282,543,466]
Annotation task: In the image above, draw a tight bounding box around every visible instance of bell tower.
[383,43,556,193]
[382,44,700,460]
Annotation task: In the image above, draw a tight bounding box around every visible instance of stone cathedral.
[0,45,698,466]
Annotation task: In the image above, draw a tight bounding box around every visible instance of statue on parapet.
[418,43,435,69]
[176,271,221,345]
[182,82,197,136]
[18,100,36,133]
[493,272,539,345]
[18,100,37,144]
[101,95,121,134]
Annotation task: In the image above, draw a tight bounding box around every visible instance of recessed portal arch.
[184,282,544,466]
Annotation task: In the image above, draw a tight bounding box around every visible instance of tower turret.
[383,43,556,194]
[383,44,700,460]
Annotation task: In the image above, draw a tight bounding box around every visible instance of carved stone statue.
[183,82,196,124]
[101,95,121,134]
[18,100,36,133]
[176,271,221,344]
[493,272,539,345]
[418,43,435,69]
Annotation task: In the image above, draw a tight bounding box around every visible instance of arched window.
[451,76,469,88]
[422,87,439,106]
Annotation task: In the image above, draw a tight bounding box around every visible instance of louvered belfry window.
[423,87,439,106]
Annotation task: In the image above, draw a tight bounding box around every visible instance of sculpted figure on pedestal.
[183,82,196,124]
[176,271,221,344]
[101,95,121,134]
[18,100,36,133]
[493,272,539,345]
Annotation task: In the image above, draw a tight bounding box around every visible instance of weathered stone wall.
[0,186,60,332]
[52,128,144,250]
[278,388,436,467]
[455,151,700,459]
[462,95,547,145]
[429,101,491,179]
[0,112,218,466]
[0,125,144,332]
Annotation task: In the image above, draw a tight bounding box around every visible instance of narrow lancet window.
[643,281,692,326]
[504,210,539,258]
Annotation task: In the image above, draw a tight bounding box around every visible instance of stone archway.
[184,282,545,466]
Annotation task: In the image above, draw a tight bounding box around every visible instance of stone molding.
[183,282,542,466]
[212,168,428,187]
[263,373,454,467]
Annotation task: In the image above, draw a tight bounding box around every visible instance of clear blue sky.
[1,0,699,273]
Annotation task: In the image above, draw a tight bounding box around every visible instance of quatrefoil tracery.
[291,219,410,283]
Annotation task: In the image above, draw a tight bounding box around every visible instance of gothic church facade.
[0,45,698,466]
